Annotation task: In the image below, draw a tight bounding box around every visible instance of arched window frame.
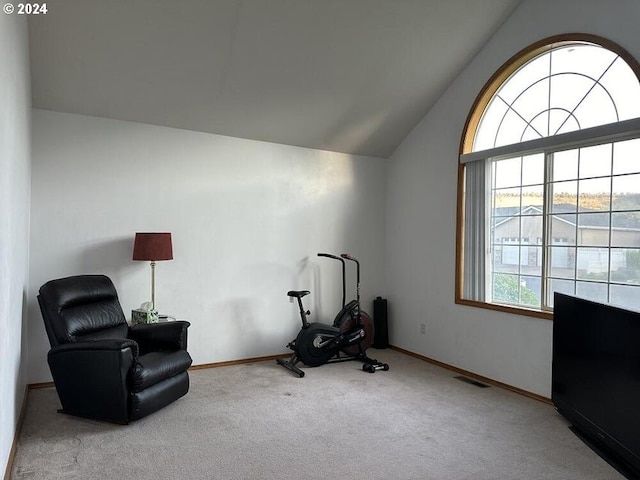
[455,33,640,320]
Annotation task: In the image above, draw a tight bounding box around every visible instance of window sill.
[455,298,553,321]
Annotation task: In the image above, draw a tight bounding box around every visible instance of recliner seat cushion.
[131,350,192,392]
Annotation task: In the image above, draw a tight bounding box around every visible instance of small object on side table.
[131,308,159,325]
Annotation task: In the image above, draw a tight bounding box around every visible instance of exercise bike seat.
[287,290,310,298]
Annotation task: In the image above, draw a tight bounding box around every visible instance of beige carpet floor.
[10,349,625,479]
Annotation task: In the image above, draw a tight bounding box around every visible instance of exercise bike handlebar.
[340,253,359,264]
[318,252,346,308]
[317,252,342,260]
[340,254,361,320]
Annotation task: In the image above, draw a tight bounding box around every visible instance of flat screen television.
[553,292,640,479]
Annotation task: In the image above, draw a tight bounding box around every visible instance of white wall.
[385,0,640,398]
[28,110,387,383]
[0,13,31,476]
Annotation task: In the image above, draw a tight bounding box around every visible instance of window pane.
[549,213,577,245]
[610,248,640,284]
[554,113,581,136]
[549,74,594,135]
[612,174,640,210]
[520,276,541,307]
[492,273,520,304]
[522,153,544,186]
[577,213,610,246]
[493,217,520,242]
[611,213,640,247]
[552,149,578,182]
[578,178,611,211]
[474,98,509,151]
[573,85,620,128]
[610,284,640,311]
[550,45,618,80]
[491,215,506,228]
[579,144,612,179]
[520,215,542,242]
[547,278,575,307]
[511,80,549,138]
[609,248,627,274]
[491,272,541,306]
[492,215,513,231]
[600,60,640,121]
[576,281,608,304]
[521,186,543,212]
[493,187,520,209]
[494,157,521,188]
[551,180,578,212]
[492,240,518,274]
[500,53,550,104]
[613,138,640,175]
[522,117,546,142]
[576,247,609,281]
[520,248,542,276]
[503,244,520,266]
[495,110,530,148]
[549,246,575,278]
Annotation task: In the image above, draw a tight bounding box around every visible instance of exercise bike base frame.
[276,356,305,377]
[277,348,385,377]
[277,326,386,377]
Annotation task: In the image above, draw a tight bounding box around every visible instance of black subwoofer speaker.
[373,296,388,349]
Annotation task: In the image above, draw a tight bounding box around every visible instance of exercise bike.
[276,253,389,377]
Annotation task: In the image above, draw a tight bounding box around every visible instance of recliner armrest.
[48,338,139,359]
[47,339,138,423]
[128,321,190,354]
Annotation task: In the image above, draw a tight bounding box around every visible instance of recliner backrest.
[38,275,128,347]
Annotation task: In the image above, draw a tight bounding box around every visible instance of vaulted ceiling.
[28,0,519,158]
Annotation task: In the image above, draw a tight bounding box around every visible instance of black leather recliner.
[37,274,193,424]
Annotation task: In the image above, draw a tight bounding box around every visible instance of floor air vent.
[454,376,490,388]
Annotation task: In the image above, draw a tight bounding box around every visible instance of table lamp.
[132,232,173,312]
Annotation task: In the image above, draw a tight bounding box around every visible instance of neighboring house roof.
[493,204,640,231]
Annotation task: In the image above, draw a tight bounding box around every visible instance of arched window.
[456,34,640,318]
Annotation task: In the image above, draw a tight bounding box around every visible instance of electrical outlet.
[420,323,426,335]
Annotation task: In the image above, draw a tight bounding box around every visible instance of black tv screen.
[553,292,640,478]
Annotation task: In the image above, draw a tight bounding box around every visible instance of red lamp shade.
[132,233,173,261]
